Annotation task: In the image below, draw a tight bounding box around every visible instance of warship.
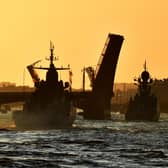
[13,42,75,130]
[125,62,160,121]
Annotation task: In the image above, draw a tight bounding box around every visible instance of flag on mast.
[144,60,147,71]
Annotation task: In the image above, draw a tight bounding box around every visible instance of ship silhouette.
[13,42,75,130]
[125,62,160,121]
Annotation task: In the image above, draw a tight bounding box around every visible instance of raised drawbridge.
[84,33,124,119]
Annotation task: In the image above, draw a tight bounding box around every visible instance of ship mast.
[50,41,55,66]
[34,41,70,71]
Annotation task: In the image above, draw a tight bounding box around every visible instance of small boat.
[125,62,159,121]
[13,42,76,130]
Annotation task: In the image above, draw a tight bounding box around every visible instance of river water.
[0,113,167,167]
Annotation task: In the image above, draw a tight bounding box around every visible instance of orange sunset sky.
[0,0,168,88]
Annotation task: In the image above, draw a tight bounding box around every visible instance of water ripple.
[0,113,168,167]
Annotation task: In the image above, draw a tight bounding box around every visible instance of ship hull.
[125,94,160,121]
[12,101,76,130]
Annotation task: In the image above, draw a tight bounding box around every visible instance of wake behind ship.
[13,42,75,130]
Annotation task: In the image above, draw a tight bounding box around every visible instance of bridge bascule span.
[83,33,124,120]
